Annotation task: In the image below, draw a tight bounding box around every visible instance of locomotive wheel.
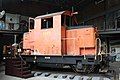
[70,65,81,73]
[70,64,96,73]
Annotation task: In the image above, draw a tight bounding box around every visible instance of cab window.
[41,17,53,29]
[29,19,34,29]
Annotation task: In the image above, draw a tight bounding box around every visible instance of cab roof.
[35,11,72,19]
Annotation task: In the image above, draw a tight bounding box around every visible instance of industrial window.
[41,17,53,29]
[117,17,120,28]
[29,19,34,29]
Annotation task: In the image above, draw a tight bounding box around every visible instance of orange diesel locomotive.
[22,11,104,72]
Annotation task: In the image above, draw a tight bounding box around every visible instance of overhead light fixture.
[0,10,5,18]
[95,0,105,5]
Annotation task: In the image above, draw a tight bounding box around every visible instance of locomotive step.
[22,70,31,74]
[6,70,31,76]
[13,60,25,63]
[6,61,25,65]
[14,64,27,68]
[22,73,33,78]
[17,66,29,69]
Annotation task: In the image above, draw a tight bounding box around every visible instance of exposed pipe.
[14,35,17,44]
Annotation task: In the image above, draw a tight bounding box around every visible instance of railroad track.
[30,67,114,80]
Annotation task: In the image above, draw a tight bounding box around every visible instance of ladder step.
[22,70,31,74]
[17,67,29,70]
[14,64,26,68]
[22,73,33,78]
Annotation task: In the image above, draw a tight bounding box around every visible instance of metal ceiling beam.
[0,0,89,16]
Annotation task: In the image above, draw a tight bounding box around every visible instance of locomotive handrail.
[96,38,102,61]
[97,38,102,55]
[18,53,26,64]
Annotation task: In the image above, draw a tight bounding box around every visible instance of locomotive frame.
[22,55,103,72]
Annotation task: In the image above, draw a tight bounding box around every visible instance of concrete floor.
[0,64,23,80]
[0,71,23,80]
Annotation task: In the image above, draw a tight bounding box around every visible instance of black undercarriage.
[20,55,108,73]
